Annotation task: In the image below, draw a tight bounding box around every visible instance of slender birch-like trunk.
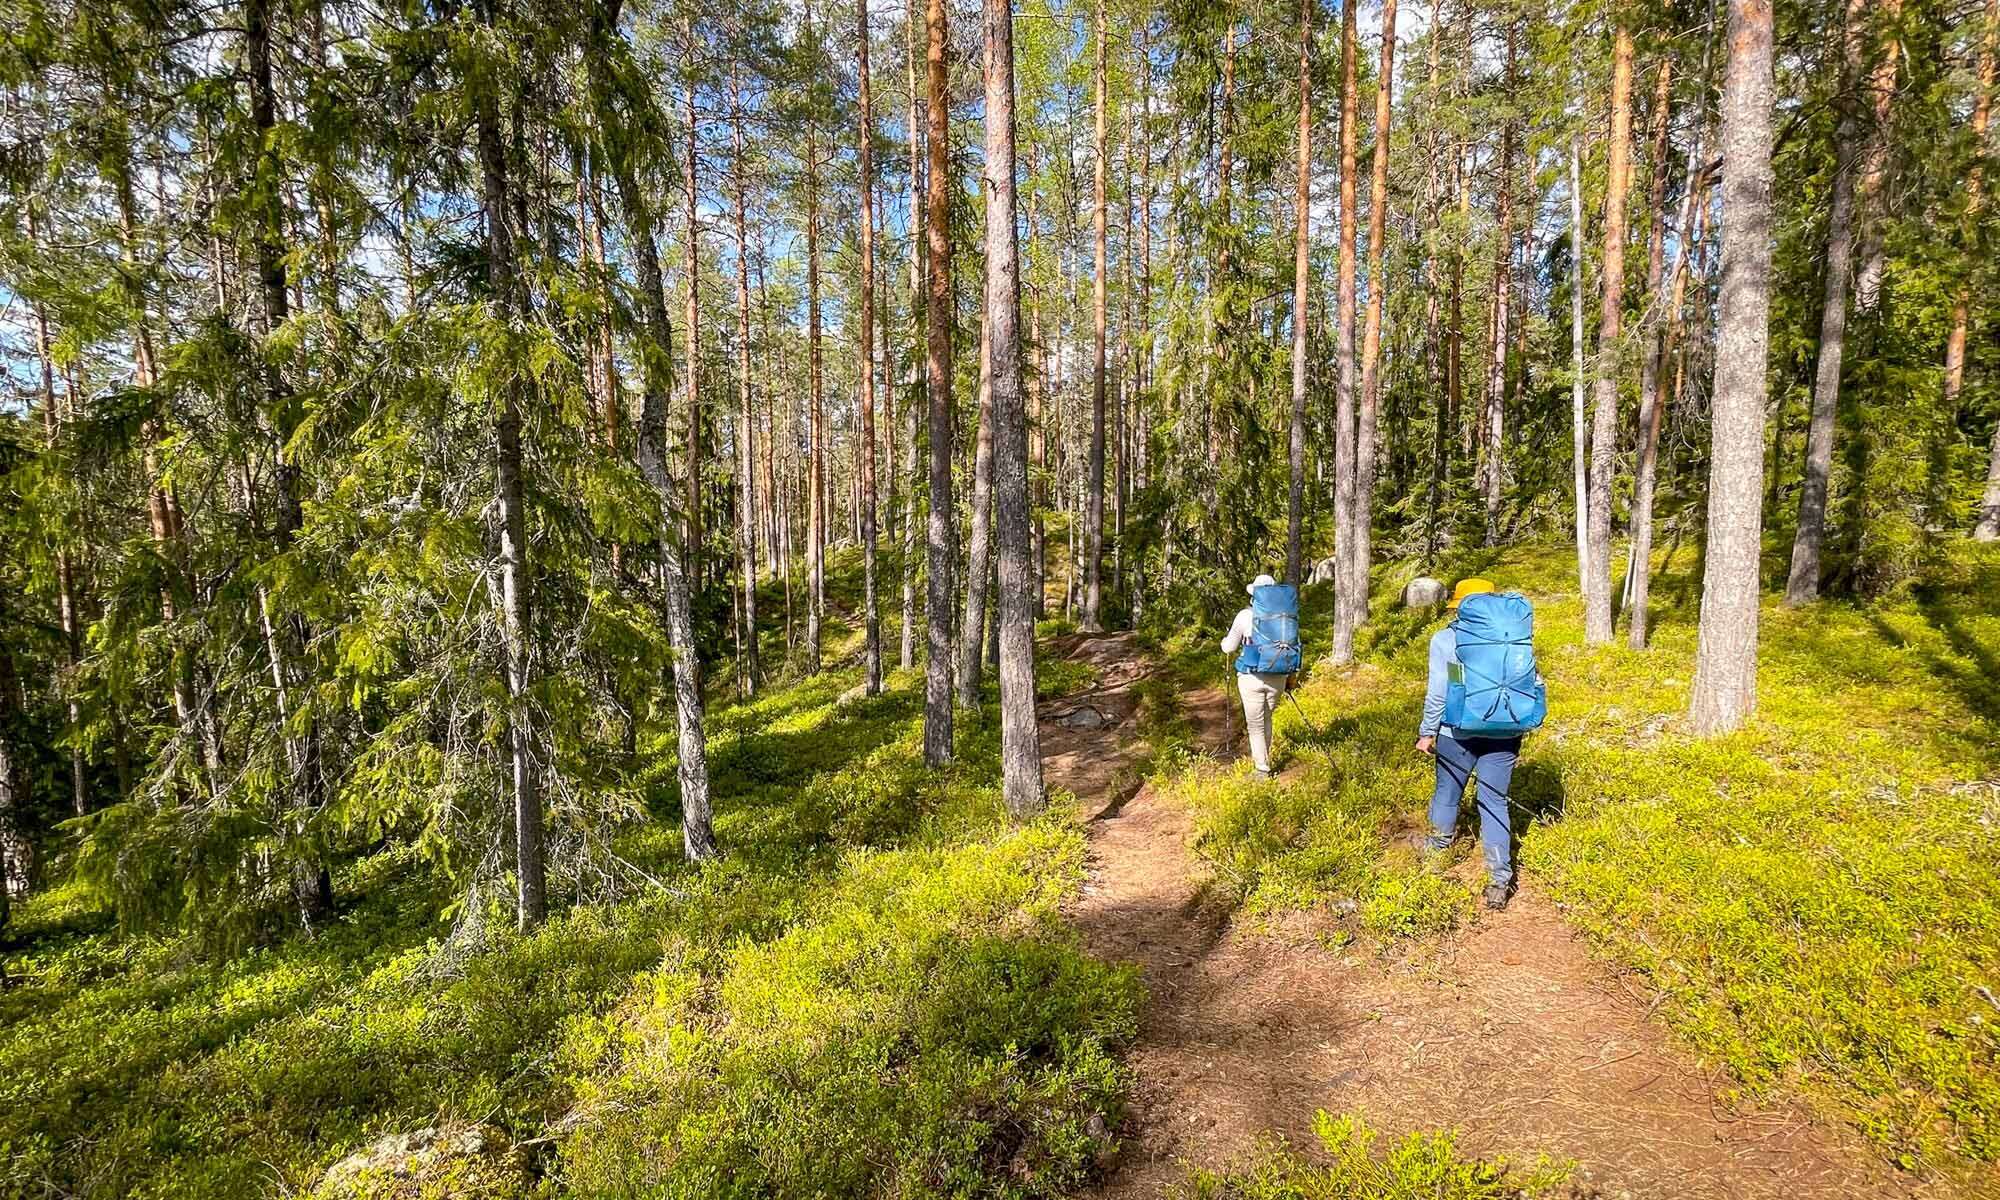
[1583,24,1634,642]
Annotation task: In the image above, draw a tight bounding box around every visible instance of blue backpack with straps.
[1444,591,1547,736]
[1235,583,1303,675]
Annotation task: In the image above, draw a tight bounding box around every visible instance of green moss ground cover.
[1173,1112,1571,1200]
[0,646,1139,1198]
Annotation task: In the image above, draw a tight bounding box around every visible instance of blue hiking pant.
[1426,734,1521,888]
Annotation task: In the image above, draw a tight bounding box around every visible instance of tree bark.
[588,4,715,863]
[1134,19,1153,623]
[1851,0,1904,313]
[1584,24,1634,642]
[1688,0,1776,735]
[682,52,704,588]
[1480,24,1518,550]
[1353,0,1397,630]
[1956,0,1998,538]
[26,199,88,817]
[983,0,1044,817]
[857,0,882,694]
[961,311,995,704]
[1331,0,1361,664]
[806,2,828,675]
[1570,135,1592,602]
[1784,0,1874,603]
[903,4,924,662]
[732,69,759,694]
[1082,0,1109,633]
[1629,41,1700,647]
[923,0,956,766]
[1287,0,1312,587]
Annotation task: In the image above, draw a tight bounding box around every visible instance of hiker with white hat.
[1220,573,1302,779]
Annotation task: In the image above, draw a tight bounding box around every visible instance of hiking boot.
[1482,882,1514,911]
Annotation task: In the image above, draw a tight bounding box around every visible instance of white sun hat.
[1246,573,1278,596]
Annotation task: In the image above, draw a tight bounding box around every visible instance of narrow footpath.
[1037,633,1935,1200]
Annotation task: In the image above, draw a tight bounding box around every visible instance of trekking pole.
[1284,689,1323,741]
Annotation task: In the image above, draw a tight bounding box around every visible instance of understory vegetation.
[0,647,1139,1199]
[1174,1111,1572,1200]
[1163,540,2000,1177]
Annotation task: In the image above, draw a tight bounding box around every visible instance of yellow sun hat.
[1448,578,1497,610]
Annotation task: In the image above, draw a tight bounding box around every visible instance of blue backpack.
[1444,591,1547,737]
[1235,584,1303,675]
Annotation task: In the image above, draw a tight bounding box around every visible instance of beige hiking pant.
[1236,671,1288,771]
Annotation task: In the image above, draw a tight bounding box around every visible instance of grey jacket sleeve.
[1419,627,1453,737]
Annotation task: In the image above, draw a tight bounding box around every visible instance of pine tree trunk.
[682,59,704,591]
[856,0,882,695]
[923,0,956,766]
[111,133,205,789]
[1423,8,1447,564]
[26,201,88,817]
[1570,135,1593,600]
[732,70,759,695]
[1480,25,1517,550]
[1689,0,1776,735]
[903,6,924,662]
[1630,42,1701,648]
[1082,0,1109,633]
[984,0,1043,816]
[1116,116,1132,603]
[960,313,995,705]
[1353,0,1397,628]
[1331,0,1361,664]
[1208,23,1239,485]
[1286,0,1312,587]
[805,8,828,675]
[1785,0,1873,603]
[1134,22,1153,622]
[588,9,715,862]
[1851,0,1904,313]
[1584,25,1634,642]
[1032,285,1049,618]
[1447,139,1465,481]
[1956,0,1998,538]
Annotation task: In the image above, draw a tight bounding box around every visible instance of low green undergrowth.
[1148,540,2000,1175]
[1143,587,1476,943]
[1176,1111,1571,1199]
[0,652,1138,1198]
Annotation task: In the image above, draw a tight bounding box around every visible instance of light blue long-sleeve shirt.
[1419,626,1458,738]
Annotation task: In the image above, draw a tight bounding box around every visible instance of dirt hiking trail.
[1037,632,1941,1200]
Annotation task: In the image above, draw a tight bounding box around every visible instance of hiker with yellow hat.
[1415,577,1547,911]
[1221,573,1302,779]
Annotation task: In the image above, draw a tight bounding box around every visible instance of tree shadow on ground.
[1904,592,2000,739]
[1509,757,1570,860]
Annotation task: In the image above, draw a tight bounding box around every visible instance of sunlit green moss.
[1177,1111,1572,1199]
